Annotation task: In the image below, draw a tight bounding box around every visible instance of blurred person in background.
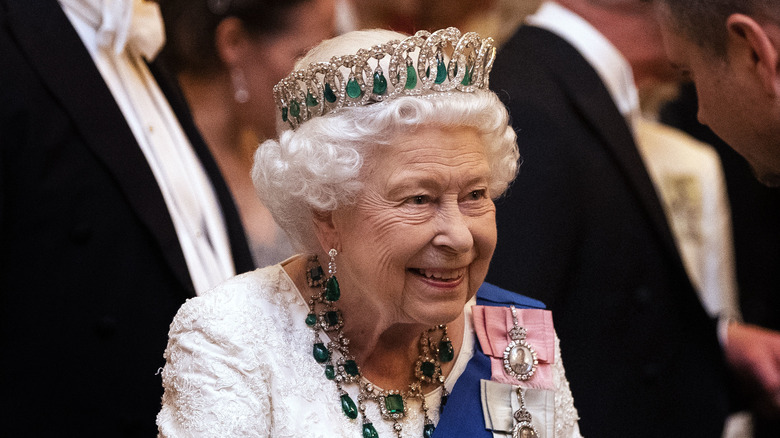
[1,0,253,435]
[486,1,735,436]
[335,0,542,47]
[652,0,780,435]
[159,0,336,267]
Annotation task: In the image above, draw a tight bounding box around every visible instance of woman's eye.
[467,189,487,200]
[407,195,430,205]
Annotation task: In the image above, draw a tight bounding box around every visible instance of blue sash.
[432,282,545,437]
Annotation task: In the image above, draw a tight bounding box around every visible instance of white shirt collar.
[526,1,640,121]
[58,0,165,60]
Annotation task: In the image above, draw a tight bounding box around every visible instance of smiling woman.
[156,27,583,437]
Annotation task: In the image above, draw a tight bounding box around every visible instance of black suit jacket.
[0,1,254,435]
[486,26,730,437]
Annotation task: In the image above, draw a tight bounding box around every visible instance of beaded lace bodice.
[157,262,581,437]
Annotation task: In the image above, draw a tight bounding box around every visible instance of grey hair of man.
[651,0,779,56]
[251,29,520,253]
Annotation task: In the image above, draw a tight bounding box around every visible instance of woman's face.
[241,0,336,139]
[327,126,497,327]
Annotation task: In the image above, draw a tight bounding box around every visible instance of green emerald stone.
[372,71,387,95]
[384,394,404,414]
[305,313,317,326]
[343,359,359,376]
[346,77,363,99]
[281,107,288,122]
[326,310,340,327]
[289,100,300,118]
[324,83,338,103]
[341,393,358,419]
[306,91,318,107]
[362,423,379,438]
[435,58,447,84]
[313,342,330,363]
[309,265,324,283]
[325,364,335,380]
[405,64,417,89]
[424,423,435,438]
[325,276,340,302]
[461,66,472,85]
[439,340,454,362]
[420,360,436,378]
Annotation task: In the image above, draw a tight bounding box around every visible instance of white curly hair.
[252,29,520,253]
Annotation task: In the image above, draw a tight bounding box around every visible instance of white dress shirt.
[59,0,236,294]
[526,1,641,124]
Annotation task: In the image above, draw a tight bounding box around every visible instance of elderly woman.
[157,28,582,438]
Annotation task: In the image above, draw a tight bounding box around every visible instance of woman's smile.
[408,267,466,283]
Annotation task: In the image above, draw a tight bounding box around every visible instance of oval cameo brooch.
[503,306,538,381]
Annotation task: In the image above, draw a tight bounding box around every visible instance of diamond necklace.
[305,254,454,438]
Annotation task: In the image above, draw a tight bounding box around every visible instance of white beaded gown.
[157,259,582,437]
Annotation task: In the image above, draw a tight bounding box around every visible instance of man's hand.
[726,322,780,416]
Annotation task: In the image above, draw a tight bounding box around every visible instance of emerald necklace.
[305,252,454,438]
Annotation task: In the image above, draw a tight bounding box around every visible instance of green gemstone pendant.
[289,100,300,118]
[439,339,454,363]
[305,313,317,327]
[384,394,404,415]
[461,66,472,85]
[306,91,318,107]
[281,106,288,122]
[420,360,436,378]
[313,342,330,363]
[423,423,436,438]
[308,265,324,284]
[341,393,358,419]
[343,359,359,376]
[346,77,363,99]
[362,423,379,438]
[435,57,447,84]
[325,310,340,327]
[325,364,336,380]
[372,70,387,95]
[325,276,340,302]
[405,64,417,90]
[324,83,338,103]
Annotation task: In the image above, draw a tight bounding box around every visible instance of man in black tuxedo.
[486,1,733,436]
[0,0,254,435]
[653,0,780,434]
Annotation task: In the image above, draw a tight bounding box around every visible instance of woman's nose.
[431,204,473,253]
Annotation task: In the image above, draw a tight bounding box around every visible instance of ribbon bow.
[60,0,165,60]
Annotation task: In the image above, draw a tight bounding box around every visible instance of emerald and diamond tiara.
[273,27,497,129]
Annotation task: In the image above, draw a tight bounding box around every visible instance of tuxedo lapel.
[148,61,255,275]
[6,0,195,295]
[515,26,684,273]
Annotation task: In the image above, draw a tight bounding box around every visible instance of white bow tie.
[59,0,165,60]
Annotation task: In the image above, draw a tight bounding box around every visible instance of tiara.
[273,27,496,129]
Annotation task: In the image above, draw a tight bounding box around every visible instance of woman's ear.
[214,16,248,67]
[311,210,340,253]
[726,13,780,96]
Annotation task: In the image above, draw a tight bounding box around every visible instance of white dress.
[157,261,582,437]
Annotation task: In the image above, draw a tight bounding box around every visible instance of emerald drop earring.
[325,248,340,302]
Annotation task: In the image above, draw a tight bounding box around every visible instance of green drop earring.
[325,248,340,302]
